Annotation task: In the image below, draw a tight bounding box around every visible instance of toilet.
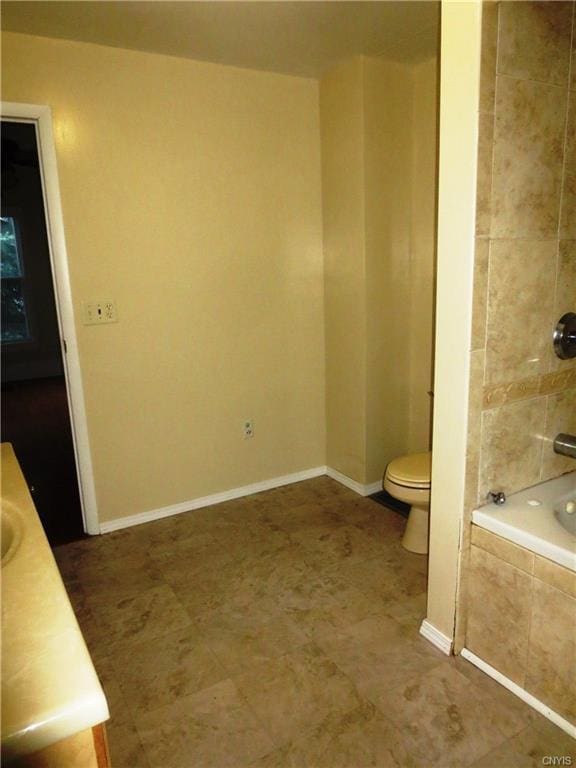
[384,451,431,554]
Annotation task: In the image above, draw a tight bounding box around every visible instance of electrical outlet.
[82,299,118,325]
[243,419,254,439]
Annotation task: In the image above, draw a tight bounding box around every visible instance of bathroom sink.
[1,505,23,566]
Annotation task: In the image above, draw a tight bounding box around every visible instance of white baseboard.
[460,648,576,740]
[99,464,383,534]
[99,465,327,533]
[325,467,382,497]
[419,619,453,655]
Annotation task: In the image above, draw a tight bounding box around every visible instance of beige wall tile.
[472,240,489,350]
[541,388,576,480]
[491,77,567,238]
[561,94,576,239]
[479,397,546,498]
[497,2,572,86]
[485,240,557,385]
[534,555,576,599]
[525,579,576,724]
[466,350,485,511]
[471,526,534,574]
[480,1,498,114]
[476,114,494,237]
[466,545,532,686]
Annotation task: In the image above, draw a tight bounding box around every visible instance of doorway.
[1,120,84,545]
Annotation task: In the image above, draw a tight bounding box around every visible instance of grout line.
[481,239,491,389]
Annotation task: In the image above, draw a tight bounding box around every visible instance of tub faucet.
[553,434,576,459]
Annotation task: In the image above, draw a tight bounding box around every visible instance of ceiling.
[1,1,440,79]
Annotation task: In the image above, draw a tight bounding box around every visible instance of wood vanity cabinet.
[10,724,110,768]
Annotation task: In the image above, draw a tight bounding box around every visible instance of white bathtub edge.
[472,509,576,572]
[460,648,576,740]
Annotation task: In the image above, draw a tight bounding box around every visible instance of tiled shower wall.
[456,1,576,649]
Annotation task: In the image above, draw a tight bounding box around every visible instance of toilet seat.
[386,451,431,489]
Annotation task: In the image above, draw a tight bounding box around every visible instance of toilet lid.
[386,451,431,487]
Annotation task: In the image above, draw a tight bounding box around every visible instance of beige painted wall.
[321,55,438,486]
[407,58,438,454]
[364,57,412,483]
[455,0,576,650]
[1,32,326,523]
[320,58,367,483]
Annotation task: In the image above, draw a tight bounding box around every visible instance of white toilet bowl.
[384,452,431,554]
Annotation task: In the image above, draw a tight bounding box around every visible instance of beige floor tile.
[383,592,428,630]
[334,550,428,607]
[349,503,406,540]
[277,570,379,641]
[106,721,151,768]
[219,521,295,560]
[53,530,154,588]
[233,643,364,748]
[469,718,576,768]
[135,678,274,768]
[112,625,228,716]
[263,501,345,533]
[172,546,313,623]
[198,606,309,675]
[93,655,134,730]
[289,523,388,569]
[374,663,520,767]
[58,479,463,766]
[249,701,416,768]
[318,615,444,697]
[64,552,167,605]
[150,527,229,562]
[151,529,235,587]
[86,583,192,651]
[266,478,354,509]
[327,496,400,527]
[450,655,541,739]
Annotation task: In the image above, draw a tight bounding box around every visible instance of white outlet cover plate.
[82,299,118,325]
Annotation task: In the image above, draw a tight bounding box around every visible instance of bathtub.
[472,471,576,572]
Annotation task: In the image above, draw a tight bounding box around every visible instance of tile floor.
[53,477,575,767]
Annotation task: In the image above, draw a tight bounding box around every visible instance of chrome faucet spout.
[553,434,576,459]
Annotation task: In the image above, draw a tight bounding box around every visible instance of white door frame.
[2,101,100,535]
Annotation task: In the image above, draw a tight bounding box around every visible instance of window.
[1,216,31,343]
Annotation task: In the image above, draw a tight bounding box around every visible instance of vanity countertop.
[1,443,108,762]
